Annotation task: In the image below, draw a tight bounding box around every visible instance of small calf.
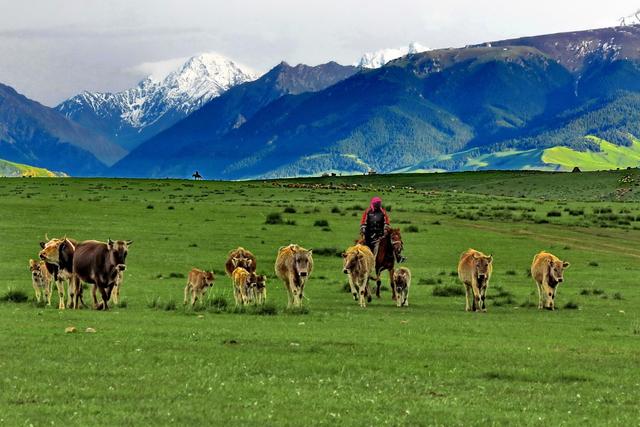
[393,267,412,307]
[29,259,51,304]
[184,268,215,306]
[251,274,267,305]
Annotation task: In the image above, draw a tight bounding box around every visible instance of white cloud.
[126,56,190,81]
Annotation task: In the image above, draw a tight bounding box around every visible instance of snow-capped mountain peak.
[356,42,430,69]
[56,52,258,150]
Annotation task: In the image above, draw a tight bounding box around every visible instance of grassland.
[0,171,638,426]
[0,159,65,178]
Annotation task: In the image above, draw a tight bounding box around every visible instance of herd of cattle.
[28,236,570,312]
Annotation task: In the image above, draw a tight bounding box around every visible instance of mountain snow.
[57,53,258,130]
[619,10,640,26]
[355,42,430,68]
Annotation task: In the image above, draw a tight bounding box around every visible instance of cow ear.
[487,255,493,263]
[342,252,347,258]
[39,241,45,249]
[307,250,312,255]
[108,238,114,245]
[126,240,133,246]
[563,262,570,268]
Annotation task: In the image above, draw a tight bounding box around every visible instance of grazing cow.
[39,237,78,309]
[253,274,267,305]
[275,244,314,308]
[224,247,257,276]
[458,249,493,312]
[531,251,570,310]
[183,268,215,306]
[29,259,52,304]
[341,244,375,308]
[71,239,132,310]
[231,267,254,306]
[393,267,412,308]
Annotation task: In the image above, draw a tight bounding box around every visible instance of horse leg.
[389,268,396,301]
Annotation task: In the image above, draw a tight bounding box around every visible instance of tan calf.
[342,244,375,308]
[184,268,215,306]
[275,244,314,308]
[531,251,569,310]
[393,267,412,308]
[111,270,124,305]
[458,249,493,312]
[231,267,254,306]
[29,259,52,304]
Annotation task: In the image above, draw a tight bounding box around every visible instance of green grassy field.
[0,171,638,426]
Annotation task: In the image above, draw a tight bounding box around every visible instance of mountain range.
[3,24,640,178]
[55,53,257,151]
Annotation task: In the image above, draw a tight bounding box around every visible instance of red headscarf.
[370,196,382,210]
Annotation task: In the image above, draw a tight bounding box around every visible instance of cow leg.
[365,278,372,303]
[358,281,367,308]
[404,289,409,307]
[112,284,119,305]
[464,284,472,312]
[44,278,52,306]
[480,286,487,312]
[98,286,110,310]
[470,280,481,312]
[56,279,65,310]
[535,281,543,309]
[389,269,396,301]
[184,283,190,305]
[32,280,41,303]
[91,284,99,310]
[288,273,300,307]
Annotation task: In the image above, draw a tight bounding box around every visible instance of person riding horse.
[360,196,406,263]
[360,197,391,255]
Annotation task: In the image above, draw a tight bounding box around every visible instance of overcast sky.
[0,0,635,106]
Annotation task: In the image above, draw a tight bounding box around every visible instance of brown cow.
[275,244,313,308]
[224,247,257,276]
[184,268,215,306]
[29,259,52,304]
[531,251,570,310]
[39,237,78,309]
[458,249,493,312]
[342,244,375,308]
[393,267,412,308]
[71,239,132,310]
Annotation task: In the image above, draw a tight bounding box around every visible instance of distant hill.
[0,83,125,176]
[0,159,66,177]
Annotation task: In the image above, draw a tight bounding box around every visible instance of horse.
[358,228,405,300]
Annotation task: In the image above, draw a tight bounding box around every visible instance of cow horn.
[45,233,49,241]
[126,240,133,246]
[108,238,114,245]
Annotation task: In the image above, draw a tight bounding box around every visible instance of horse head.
[389,228,404,261]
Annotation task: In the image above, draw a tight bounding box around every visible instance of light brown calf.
[231,267,254,306]
[111,270,124,305]
[29,259,52,304]
[531,251,570,310]
[393,267,412,308]
[342,244,375,308]
[184,268,215,306]
[275,244,314,308]
[458,249,493,312]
